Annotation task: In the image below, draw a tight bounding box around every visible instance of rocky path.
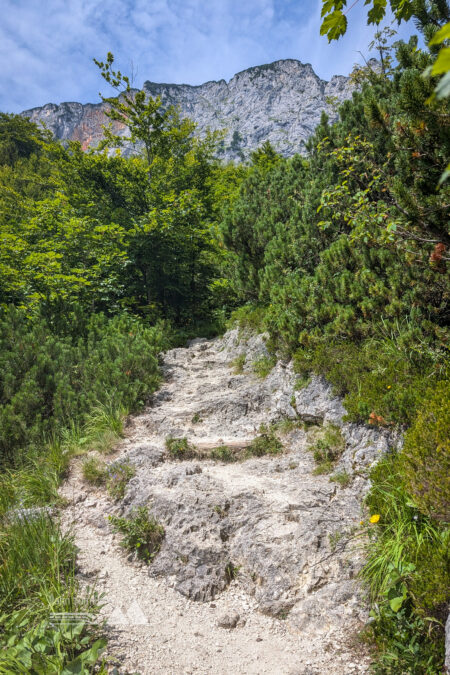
[60,330,389,674]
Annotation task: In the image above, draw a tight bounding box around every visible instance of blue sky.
[1,0,419,113]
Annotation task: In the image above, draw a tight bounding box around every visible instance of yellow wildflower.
[370,514,380,524]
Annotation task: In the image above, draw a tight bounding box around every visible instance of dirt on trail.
[60,330,389,674]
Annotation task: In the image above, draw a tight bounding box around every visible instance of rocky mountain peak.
[22,59,356,160]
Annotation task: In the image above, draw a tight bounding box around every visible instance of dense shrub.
[363,455,449,672]
[0,307,167,466]
[400,380,450,522]
[292,327,446,426]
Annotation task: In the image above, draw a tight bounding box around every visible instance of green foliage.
[105,461,135,501]
[366,604,444,674]
[320,0,450,119]
[227,305,267,333]
[329,470,351,488]
[246,426,283,457]
[293,321,447,426]
[271,418,304,434]
[94,52,197,173]
[294,375,311,390]
[165,436,194,459]
[363,455,449,671]
[0,443,69,516]
[252,355,276,379]
[400,380,450,522]
[0,308,165,466]
[230,353,246,374]
[0,113,49,166]
[0,610,106,675]
[210,445,235,462]
[0,514,104,672]
[224,27,449,351]
[82,457,106,486]
[309,424,345,474]
[109,506,165,562]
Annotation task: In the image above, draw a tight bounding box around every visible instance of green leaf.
[435,70,450,99]
[429,22,450,46]
[431,47,450,76]
[367,0,387,24]
[320,10,348,41]
[389,596,404,612]
[438,162,450,185]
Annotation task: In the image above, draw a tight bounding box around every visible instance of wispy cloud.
[1,0,418,113]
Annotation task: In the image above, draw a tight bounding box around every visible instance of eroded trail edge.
[61,330,397,674]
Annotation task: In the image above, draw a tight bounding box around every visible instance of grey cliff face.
[22,59,356,160]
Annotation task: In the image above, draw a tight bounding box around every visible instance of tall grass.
[361,455,448,673]
[0,513,105,672]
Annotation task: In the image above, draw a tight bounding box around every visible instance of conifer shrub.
[227,305,266,333]
[0,307,167,466]
[400,380,450,523]
[293,333,443,426]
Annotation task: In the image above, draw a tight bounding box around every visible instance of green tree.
[93,52,196,182]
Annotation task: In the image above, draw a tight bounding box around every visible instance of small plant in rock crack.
[82,456,107,485]
[230,353,246,374]
[330,470,351,488]
[225,561,240,582]
[191,412,202,424]
[329,530,345,552]
[105,461,135,500]
[310,424,345,475]
[252,355,276,379]
[165,436,194,459]
[210,445,235,462]
[294,375,311,391]
[272,418,304,435]
[108,506,165,562]
[246,425,283,457]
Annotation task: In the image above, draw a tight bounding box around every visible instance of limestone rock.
[117,328,399,642]
[294,375,346,425]
[22,59,358,161]
[217,612,240,629]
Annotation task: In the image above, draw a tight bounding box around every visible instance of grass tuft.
[246,425,283,458]
[165,436,194,459]
[252,356,276,379]
[230,353,246,374]
[210,445,235,462]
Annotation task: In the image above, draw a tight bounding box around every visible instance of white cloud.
[0,0,420,113]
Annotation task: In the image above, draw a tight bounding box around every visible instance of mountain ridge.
[22,58,358,160]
